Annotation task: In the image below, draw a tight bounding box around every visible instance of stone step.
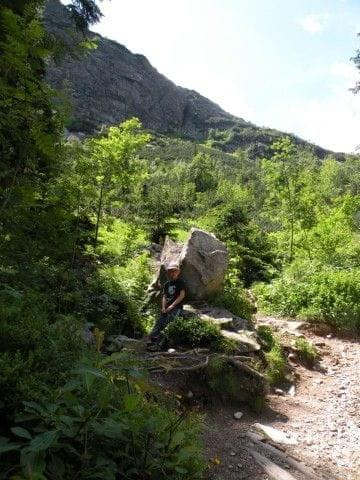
[183,303,249,330]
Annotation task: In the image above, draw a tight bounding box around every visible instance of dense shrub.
[1,354,204,480]
[254,262,360,332]
[212,268,255,320]
[97,219,147,264]
[256,325,276,352]
[256,325,287,385]
[165,316,233,352]
[87,255,151,337]
[265,343,287,385]
[295,338,319,365]
[213,283,254,321]
[0,287,86,412]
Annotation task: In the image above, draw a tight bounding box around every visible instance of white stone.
[253,423,298,445]
[233,411,243,420]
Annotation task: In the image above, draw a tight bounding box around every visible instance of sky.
[85,0,359,153]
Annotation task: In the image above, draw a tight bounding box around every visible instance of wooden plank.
[248,448,298,480]
[246,432,323,480]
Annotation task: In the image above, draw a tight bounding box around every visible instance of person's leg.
[150,312,169,342]
[150,308,183,344]
[157,308,183,350]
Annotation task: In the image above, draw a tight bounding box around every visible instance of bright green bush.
[256,325,276,352]
[98,219,148,263]
[212,269,254,320]
[92,254,151,337]
[294,338,319,365]
[255,326,286,384]
[265,343,287,385]
[2,354,204,480]
[165,316,231,351]
[254,262,360,332]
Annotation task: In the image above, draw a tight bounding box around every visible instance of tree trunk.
[94,182,104,248]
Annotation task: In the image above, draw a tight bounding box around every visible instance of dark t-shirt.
[164,278,186,308]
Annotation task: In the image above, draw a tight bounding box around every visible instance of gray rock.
[43,1,336,159]
[82,322,95,346]
[183,304,248,329]
[179,229,228,300]
[222,330,261,353]
[107,335,147,353]
[154,229,228,301]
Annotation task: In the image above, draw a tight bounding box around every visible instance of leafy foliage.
[165,316,232,352]
[254,263,360,331]
[265,343,287,385]
[2,355,204,480]
[1,1,360,476]
[256,326,286,385]
[294,338,319,365]
[212,268,254,320]
[256,325,276,352]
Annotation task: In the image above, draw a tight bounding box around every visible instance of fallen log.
[246,431,323,480]
[247,448,298,480]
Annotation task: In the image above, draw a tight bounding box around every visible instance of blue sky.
[86,0,360,152]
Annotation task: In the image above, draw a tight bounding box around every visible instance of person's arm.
[166,289,185,312]
[161,294,167,313]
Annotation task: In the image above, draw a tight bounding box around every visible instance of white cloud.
[298,14,329,34]
[263,88,360,154]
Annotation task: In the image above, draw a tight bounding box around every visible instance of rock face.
[44,0,237,138]
[160,229,227,300]
[43,1,336,158]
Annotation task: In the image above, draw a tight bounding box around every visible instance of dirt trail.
[203,315,360,480]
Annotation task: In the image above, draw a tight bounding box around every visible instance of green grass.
[294,338,318,364]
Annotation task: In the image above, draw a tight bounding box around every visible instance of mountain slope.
[44,0,337,158]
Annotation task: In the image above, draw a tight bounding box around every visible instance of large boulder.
[179,229,228,300]
[152,228,227,301]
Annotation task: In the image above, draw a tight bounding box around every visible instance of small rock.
[288,352,298,362]
[253,423,298,445]
[234,411,243,420]
[288,385,296,396]
[230,451,236,456]
[275,388,285,395]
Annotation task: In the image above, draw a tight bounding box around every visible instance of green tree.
[0,0,103,266]
[188,152,218,192]
[262,138,317,262]
[84,119,150,247]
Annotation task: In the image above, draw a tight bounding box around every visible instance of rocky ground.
[203,315,360,480]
